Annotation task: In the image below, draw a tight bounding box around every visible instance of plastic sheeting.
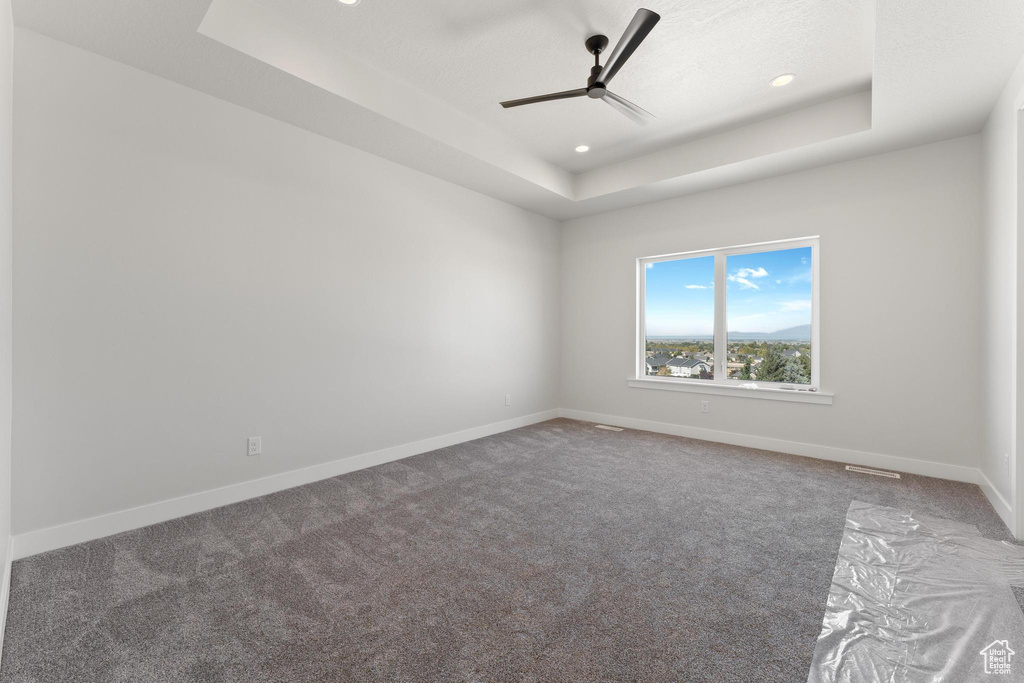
[808,501,1024,682]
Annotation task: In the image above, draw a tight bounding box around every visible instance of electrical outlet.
[505,394,511,407]
[700,400,710,414]
[247,437,261,456]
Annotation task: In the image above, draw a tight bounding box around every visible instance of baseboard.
[0,535,12,664]
[12,409,559,560]
[558,408,980,484]
[10,407,1005,559]
[977,467,1015,535]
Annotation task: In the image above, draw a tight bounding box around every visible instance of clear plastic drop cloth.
[808,500,1024,682]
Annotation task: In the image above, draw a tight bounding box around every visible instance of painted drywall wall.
[980,50,1024,530]
[12,29,560,534]
[0,0,12,635]
[561,135,983,474]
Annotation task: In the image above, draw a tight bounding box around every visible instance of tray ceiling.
[11,0,1024,219]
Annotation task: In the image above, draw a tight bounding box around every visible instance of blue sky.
[645,247,812,336]
[645,255,715,336]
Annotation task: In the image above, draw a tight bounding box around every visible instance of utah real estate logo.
[980,640,1015,675]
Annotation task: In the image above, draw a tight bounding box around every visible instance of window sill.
[627,377,834,405]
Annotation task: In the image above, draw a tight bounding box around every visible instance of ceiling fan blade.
[597,9,660,86]
[500,88,588,108]
[604,91,655,125]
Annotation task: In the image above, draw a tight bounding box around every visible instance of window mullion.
[811,242,820,388]
[637,258,646,379]
[714,252,726,383]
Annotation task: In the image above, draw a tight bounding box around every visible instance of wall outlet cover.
[248,437,261,456]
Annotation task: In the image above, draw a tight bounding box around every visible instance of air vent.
[845,465,900,479]
[595,424,624,432]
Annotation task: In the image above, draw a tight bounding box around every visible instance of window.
[642,255,715,380]
[638,237,819,392]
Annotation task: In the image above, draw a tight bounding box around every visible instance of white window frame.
[632,236,831,405]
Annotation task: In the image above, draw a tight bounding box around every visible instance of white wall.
[981,51,1024,533]
[12,29,560,535]
[0,0,12,642]
[7,26,1009,549]
[561,136,983,478]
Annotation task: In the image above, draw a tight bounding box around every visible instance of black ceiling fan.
[499,8,661,125]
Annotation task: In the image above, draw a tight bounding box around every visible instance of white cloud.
[645,262,654,269]
[728,266,768,289]
[685,284,708,289]
[728,275,760,290]
[735,267,768,279]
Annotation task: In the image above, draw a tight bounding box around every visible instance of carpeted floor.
[0,418,1012,682]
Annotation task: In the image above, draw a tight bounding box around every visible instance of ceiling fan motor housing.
[587,67,607,97]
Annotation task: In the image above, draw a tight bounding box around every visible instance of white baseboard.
[0,535,12,664]
[558,408,980,484]
[12,409,559,560]
[977,468,1015,535]
[10,407,1010,560]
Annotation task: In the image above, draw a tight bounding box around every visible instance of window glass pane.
[726,247,812,384]
[644,255,715,380]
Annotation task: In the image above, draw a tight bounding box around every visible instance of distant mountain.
[727,324,811,341]
[648,324,811,342]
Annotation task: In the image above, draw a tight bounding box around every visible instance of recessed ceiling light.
[575,145,590,153]
[771,73,795,87]
[338,0,360,5]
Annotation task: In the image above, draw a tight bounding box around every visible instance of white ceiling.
[10,0,1024,220]
[255,0,873,173]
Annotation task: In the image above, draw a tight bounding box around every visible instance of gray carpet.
[0,418,1012,682]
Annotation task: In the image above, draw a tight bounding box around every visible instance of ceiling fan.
[499,8,661,125]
